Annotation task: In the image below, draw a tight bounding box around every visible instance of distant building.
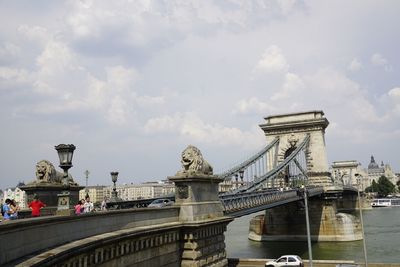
[366,155,397,186]
[330,156,398,191]
[104,181,175,201]
[331,160,364,188]
[79,186,106,204]
[3,182,27,208]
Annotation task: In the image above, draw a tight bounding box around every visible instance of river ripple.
[225,207,400,263]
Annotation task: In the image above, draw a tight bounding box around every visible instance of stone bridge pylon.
[259,110,332,187]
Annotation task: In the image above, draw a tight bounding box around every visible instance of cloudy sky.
[1,0,399,190]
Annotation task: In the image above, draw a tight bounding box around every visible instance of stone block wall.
[249,196,362,242]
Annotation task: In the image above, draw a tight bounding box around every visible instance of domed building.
[366,155,397,187]
[330,155,398,191]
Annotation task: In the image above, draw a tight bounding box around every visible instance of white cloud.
[234,97,275,115]
[0,67,33,85]
[386,87,400,117]
[1,1,400,190]
[254,45,289,73]
[144,112,264,148]
[388,87,400,98]
[18,25,51,45]
[136,95,165,106]
[105,65,139,92]
[371,53,392,71]
[0,42,20,58]
[106,95,131,126]
[276,0,297,15]
[271,72,305,100]
[347,58,362,72]
[371,53,387,66]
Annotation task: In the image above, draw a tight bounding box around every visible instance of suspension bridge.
[0,111,363,267]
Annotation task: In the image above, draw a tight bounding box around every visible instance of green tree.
[365,180,378,193]
[377,176,395,197]
[365,176,395,197]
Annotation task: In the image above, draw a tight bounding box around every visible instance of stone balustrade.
[0,207,179,266]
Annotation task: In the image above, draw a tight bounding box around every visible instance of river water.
[225,207,400,263]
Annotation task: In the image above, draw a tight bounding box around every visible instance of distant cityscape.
[2,155,399,208]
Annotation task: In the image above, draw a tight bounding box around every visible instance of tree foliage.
[365,175,395,197]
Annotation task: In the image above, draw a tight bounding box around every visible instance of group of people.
[1,198,20,221]
[1,195,46,221]
[1,195,105,220]
[74,197,95,215]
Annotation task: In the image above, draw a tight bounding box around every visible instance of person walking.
[28,195,46,217]
[74,200,83,215]
[2,199,12,221]
[83,196,94,213]
[9,199,20,220]
[100,197,107,211]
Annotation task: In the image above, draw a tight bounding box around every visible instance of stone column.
[169,161,232,267]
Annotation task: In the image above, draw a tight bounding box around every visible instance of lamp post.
[355,173,368,267]
[110,171,119,202]
[84,170,90,199]
[55,144,76,186]
[302,187,313,267]
[55,144,76,215]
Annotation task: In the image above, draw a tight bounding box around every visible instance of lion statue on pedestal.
[32,159,77,185]
[176,145,213,176]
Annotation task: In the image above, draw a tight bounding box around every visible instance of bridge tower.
[259,110,332,187]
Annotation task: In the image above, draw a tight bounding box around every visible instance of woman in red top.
[28,196,46,217]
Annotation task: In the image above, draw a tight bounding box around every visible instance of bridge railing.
[221,185,324,217]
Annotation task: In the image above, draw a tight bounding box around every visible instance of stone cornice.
[263,110,324,120]
[168,175,223,183]
[259,118,329,134]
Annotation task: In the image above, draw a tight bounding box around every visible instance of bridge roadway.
[107,185,327,218]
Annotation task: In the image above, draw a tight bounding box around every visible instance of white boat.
[371,198,400,207]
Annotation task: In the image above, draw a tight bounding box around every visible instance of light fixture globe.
[110,171,119,183]
[55,144,76,171]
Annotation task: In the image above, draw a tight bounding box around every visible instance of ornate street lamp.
[355,173,368,267]
[84,170,90,199]
[54,144,76,215]
[55,144,76,186]
[110,171,119,201]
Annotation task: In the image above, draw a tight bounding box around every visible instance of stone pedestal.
[20,183,83,216]
[169,174,224,221]
[56,191,75,216]
[169,174,232,267]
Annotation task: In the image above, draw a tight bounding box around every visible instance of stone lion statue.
[33,159,77,185]
[176,145,213,176]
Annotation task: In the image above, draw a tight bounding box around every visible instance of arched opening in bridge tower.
[283,146,297,187]
[282,145,308,188]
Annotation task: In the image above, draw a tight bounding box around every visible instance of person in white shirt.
[100,197,107,211]
[83,196,94,213]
